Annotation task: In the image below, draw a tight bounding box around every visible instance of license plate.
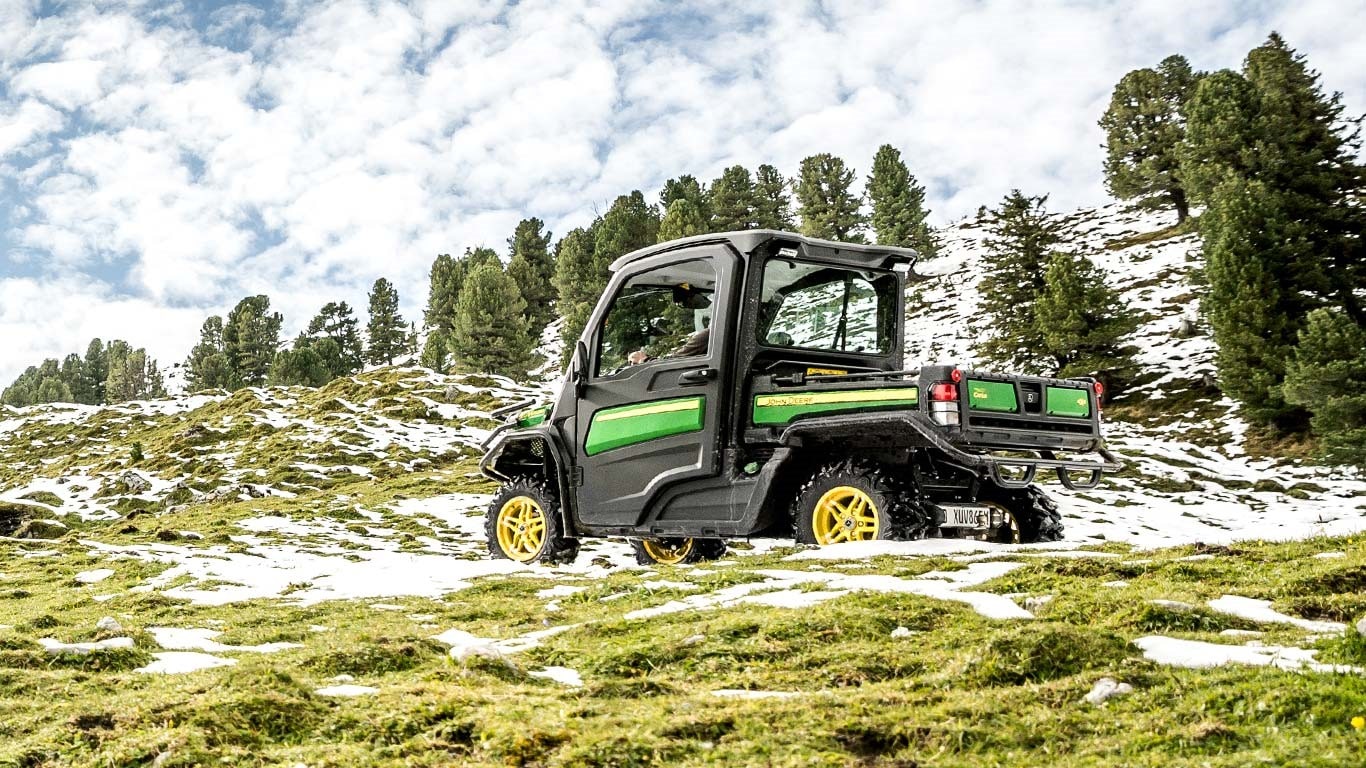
[938,504,989,528]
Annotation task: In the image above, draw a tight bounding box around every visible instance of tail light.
[928,381,960,426]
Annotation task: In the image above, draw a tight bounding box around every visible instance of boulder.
[14,518,69,540]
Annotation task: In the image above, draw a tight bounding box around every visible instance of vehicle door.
[573,246,737,529]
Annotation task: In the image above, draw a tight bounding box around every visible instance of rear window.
[758,258,897,355]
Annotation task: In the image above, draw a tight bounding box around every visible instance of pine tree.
[83,339,108,404]
[450,264,535,377]
[866,144,937,255]
[506,218,556,338]
[304,302,364,379]
[658,197,708,241]
[420,331,453,373]
[424,254,463,337]
[708,165,757,231]
[223,295,283,388]
[1099,55,1200,223]
[1034,252,1139,387]
[1283,309,1366,467]
[185,317,236,392]
[268,342,331,387]
[976,191,1060,373]
[365,278,405,366]
[753,164,795,230]
[60,353,92,404]
[552,226,599,355]
[795,153,865,242]
[1201,177,1309,428]
[659,175,710,222]
[104,345,164,403]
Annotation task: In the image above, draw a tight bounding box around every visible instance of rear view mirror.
[573,340,589,397]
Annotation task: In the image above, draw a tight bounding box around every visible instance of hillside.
[1,205,1365,767]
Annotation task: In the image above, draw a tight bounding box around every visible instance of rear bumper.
[776,411,1123,490]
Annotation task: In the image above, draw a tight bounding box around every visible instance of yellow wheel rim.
[641,538,694,565]
[811,486,880,544]
[496,496,547,562]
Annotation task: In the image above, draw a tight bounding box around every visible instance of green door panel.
[966,380,1018,412]
[752,387,918,426]
[1046,386,1091,417]
[584,396,705,456]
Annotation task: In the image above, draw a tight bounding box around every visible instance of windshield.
[758,258,897,355]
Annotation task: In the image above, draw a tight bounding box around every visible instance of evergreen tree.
[753,164,795,230]
[60,353,93,404]
[420,331,453,373]
[365,278,405,366]
[1201,177,1309,428]
[552,226,600,356]
[104,345,165,403]
[1034,252,1139,387]
[795,153,865,242]
[450,264,535,377]
[1099,55,1200,222]
[866,144,938,255]
[976,191,1060,373]
[658,197,709,242]
[1283,309,1366,468]
[223,295,283,388]
[185,317,236,392]
[304,301,364,378]
[268,341,331,387]
[424,253,463,337]
[506,218,556,338]
[659,175,710,222]
[83,338,108,404]
[708,165,758,231]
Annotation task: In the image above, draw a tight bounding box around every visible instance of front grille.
[968,416,1094,435]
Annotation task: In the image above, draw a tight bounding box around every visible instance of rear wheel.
[486,478,579,564]
[794,460,926,545]
[631,537,727,565]
[979,484,1063,543]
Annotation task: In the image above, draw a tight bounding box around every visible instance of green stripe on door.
[966,380,1018,412]
[1046,386,1091,417]
[752,387,918,426]
[585,396,705,455]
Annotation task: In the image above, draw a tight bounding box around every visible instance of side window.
[596,258,716,377]
[760,259,895,354]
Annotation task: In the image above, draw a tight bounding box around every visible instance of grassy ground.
[3,515,1364,767]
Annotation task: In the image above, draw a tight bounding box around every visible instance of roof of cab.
[607,229,921,273]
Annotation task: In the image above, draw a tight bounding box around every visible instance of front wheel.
[631,537,727,565]
[793,460,922,545]
[485,478,579,565]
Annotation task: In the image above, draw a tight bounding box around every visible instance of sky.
[1,0,1364,387]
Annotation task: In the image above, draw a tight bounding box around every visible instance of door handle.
[678,368,718,385]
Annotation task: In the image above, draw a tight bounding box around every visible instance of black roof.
[608,229,922,274]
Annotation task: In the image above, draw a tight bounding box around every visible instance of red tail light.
[950,368,963,383]
[929,382,959,402]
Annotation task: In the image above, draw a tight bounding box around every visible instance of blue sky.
[1,0,1363,387]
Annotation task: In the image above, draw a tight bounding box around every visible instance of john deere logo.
[1076,397,1087,407]
[971,388,989,400]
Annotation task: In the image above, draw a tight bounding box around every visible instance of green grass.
[1,521,1364,767]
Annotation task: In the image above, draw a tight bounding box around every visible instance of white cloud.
[1,0,1363,385]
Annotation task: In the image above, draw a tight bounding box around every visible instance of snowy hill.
[1,205,1365,767]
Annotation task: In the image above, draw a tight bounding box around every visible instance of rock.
[1174,317,1196,338]
[890,626,915,638]
[1083,677,1133,706]
[1356,617,1366,638]
[118,471,152,494]
[14,518,69,540]
[329,674,356,683]
[155,530,182,542]
[1024,595,1054,612]
[96,617,123,633]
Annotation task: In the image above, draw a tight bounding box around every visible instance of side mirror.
[572,340,589,397]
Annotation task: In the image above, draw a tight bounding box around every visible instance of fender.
[480,427,579,536]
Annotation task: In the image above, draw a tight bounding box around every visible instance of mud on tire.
[485,477,579,565]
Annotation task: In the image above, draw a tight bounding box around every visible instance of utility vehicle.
[480,230,1122,565]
